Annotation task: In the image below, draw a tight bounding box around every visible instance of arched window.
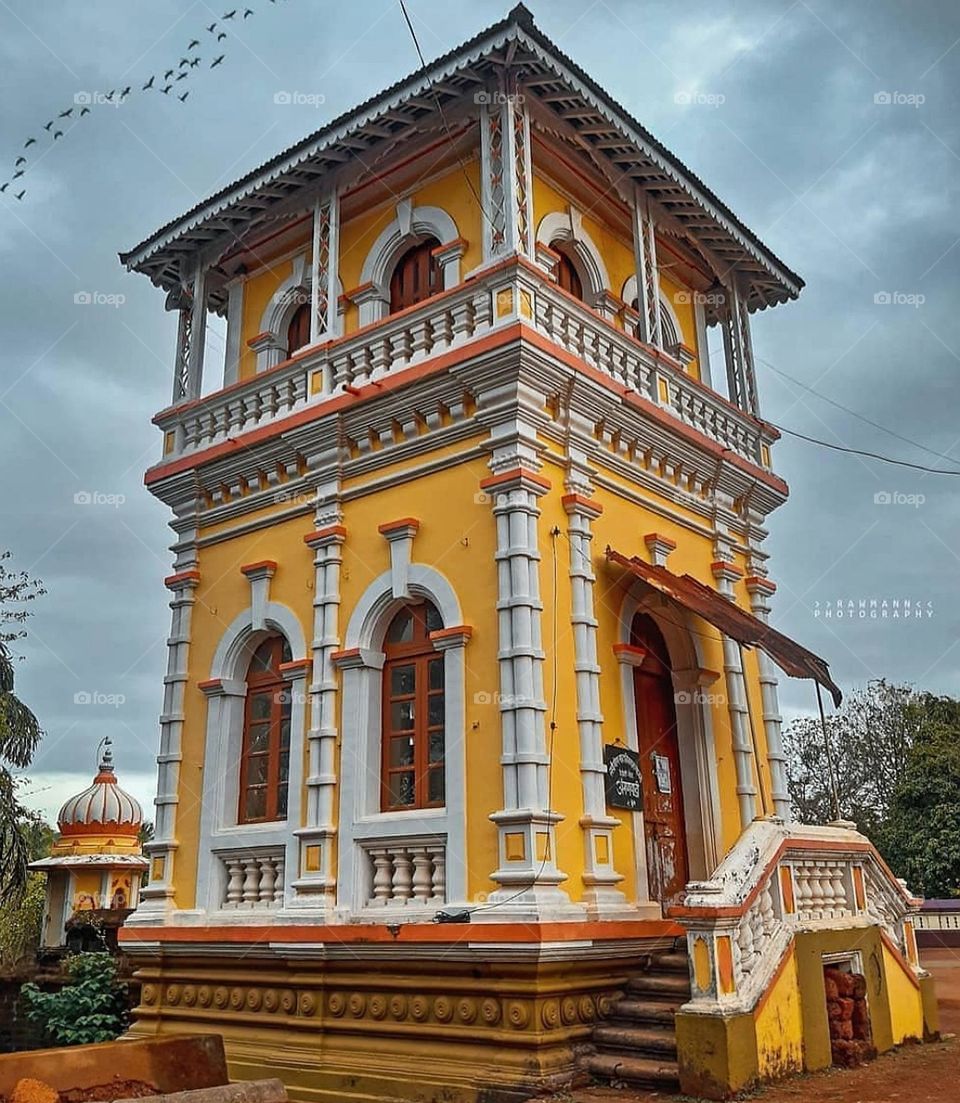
[389,237,442,313]
[239,634,293,824]
[555,248,584,301]
[381,600,445,810]
[630,297,681,352]
[286,301,311,355]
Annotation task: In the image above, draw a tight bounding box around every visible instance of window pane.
[388,771,415,807]
[281,638,292,664]
[386,609,414,643]
[427,766,445,805]
[278,751,289,783]
[250,640,276,673]
[390,736,415,767]
[428,730,445,764]
[280,689,292,719]
[279,718,291,750]
[276,782,288,819]
[428,658,443,690]
[247,724,270,753]
[251,692,272,721]
[424,602,443,633]
[391,699,415,731]
[428,694,444,727]
[247,755,269,786]
[244,788,267,820]
[391,664,416,695]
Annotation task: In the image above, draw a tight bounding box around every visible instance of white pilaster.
[746,576,791,821]
[310,190,340,343]
[721,277,759,416]
[222,278,244,388]
[631,187,661,349]
[562,486,626,911]
[479,81,534,263]
[378,518,420,600]
[712,561,757,828]
[291,495,345,908]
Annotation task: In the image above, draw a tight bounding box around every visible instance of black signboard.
[603,744,642,811]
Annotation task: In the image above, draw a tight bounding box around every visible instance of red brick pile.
[825,966,877,1067]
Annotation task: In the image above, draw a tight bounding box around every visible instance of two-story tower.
[118,8,936,1099]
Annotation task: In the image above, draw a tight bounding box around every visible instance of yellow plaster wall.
[755,951,804,1078]
[882,943,925,1044]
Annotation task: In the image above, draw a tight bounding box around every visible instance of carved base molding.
[128,943,673,1102]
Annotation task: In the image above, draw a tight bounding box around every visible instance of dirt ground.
[553,946,960,1103]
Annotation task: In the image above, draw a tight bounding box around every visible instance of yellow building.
[117,6,936,1099]
[30,739,147,952]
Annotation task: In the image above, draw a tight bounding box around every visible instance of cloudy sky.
[1,0,958,824]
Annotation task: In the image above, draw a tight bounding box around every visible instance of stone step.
[625,971,691,1000]
[647,950,690,975]
[592,1024,678,1056]
[607,998,680,1026]
[586,1053,680,1088]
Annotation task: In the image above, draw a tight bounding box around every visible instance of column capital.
[429,625,473,651]
[644,532,677,566]
[304,525,347,548]
[561,493,603,519]
[240,559,277,582]
[164,569,200,591]
[480,468,551,497]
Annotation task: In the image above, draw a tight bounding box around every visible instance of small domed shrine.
[29,739,148,950]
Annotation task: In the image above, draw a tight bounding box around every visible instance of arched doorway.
[630,612,689,901]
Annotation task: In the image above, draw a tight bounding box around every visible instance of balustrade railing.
[360,838,446,909]
[672,819,923,1014]
[218,846,285,909]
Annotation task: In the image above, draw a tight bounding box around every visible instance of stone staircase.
[585,943,690,1090]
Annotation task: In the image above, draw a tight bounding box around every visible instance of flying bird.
[15,156,26,166]
[161,84,173,94]
[105,89,116,100]
[223,9,237,19]
[243,8,254,17]
[206,22,217,32]
[59,108,73,117]
[176,72,188,81]
[13,170,24,178]
[43,120,54,131]
[15,190,25,200]
[179,57,190,67]
[79,106,91,115]
[164,68,175,79]
[211,55,225,67]
[190,57,201,67]
[217,31,227,40]
[23,137,36,148]
[53,131,63,140]
[142,75,155,90]
[179,91,190,102]
[0,183,8,192]
[120,86,131,98]
[189,39,200,49]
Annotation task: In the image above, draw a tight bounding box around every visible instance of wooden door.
[631,613,689,902]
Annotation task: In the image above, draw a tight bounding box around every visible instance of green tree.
[0,551,45,899]
[883,694,960,898]
[22,952,129,1045]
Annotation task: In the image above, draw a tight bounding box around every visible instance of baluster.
[242,857,260,906]
[832,866,849,914]
[273,856,285,905]
[429,847,446,902]
[370,849,393,905]
[392,849,413,902]
[411,848,432,903]
[224,857,244,907]
[259,856,276,904]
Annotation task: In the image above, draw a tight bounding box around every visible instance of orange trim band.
[479,468,551,492]
[378,517,421,535]
[164,570,200,589]
[240,559,277,576]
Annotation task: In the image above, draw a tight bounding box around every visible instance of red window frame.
[286,301,311,355]
[555,250,583,301]
[389,238,442,313]
[238,636,291,824]
[381,602,445,811]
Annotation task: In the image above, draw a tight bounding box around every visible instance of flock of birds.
[3,3,288,202]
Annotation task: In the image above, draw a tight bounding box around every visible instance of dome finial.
[97,736,115,775]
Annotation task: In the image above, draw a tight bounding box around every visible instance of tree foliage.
[22,952,129,1046]
[0,551,45,900]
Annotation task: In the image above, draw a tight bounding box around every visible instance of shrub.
[21,952,129,1045]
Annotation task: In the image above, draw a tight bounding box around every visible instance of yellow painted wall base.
[127,946,662,1103]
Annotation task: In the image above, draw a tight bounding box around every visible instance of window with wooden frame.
[555,248,584,301]
[238,635,293,824]
[286,301,311,355]
[389,237,442,313]
[381,601,445,811]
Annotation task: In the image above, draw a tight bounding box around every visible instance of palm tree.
[0,640,42,898]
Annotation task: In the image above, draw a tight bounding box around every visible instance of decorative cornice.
[612,643,647,668]
[279,658,312,680]
[429,625,473,650]
[378,517,421,539]
[745,575,777,596]
[304,525,348,548]
[479,468,551,494]
[644,532,677,566]
[561,493,603,519]
[431,237,468,265]
[240,559,278,580]
[164,569,200,590]
[711,560,744,583]
[330,646,385,671]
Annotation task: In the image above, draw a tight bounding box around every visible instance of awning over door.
[606,548,842,706]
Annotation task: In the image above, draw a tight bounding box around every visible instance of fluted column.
[480,466,569,911]
[712,561,757,828]
[746,575,791,820]
[562,489,626,910]
[135,568,199,918]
